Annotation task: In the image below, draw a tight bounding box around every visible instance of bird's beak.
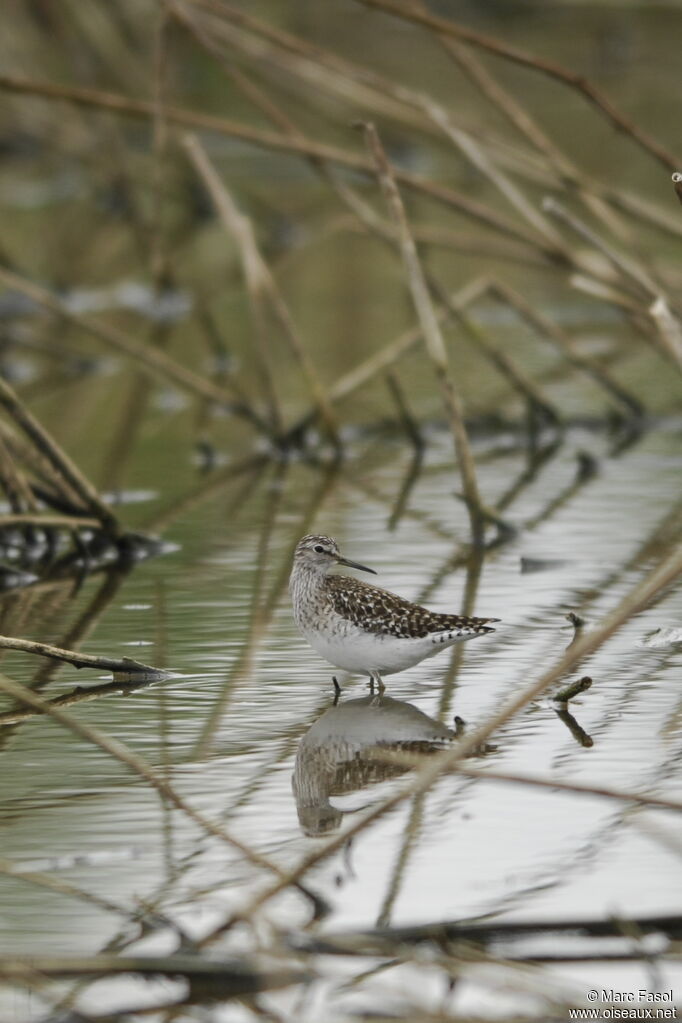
[336,554,377,575]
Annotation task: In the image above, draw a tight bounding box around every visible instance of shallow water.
[0,418,680,1018]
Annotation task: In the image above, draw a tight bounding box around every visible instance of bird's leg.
[370,671,385,695]
[332,676,341,706]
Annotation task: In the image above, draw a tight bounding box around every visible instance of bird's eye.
[313,544,325,554]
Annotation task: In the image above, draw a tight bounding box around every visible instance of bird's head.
[293,534,376,576]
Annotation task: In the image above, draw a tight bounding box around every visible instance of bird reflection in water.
[292,694,455,836]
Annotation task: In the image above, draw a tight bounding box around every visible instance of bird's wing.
[327,575,497,639]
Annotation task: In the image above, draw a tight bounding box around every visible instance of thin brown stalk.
[0,678,149,727]
[150,5,170,288]
[385,372,424,452]
[192,0,682,259]
[362,122,507,543]
[290,148,559,428]
[186,0,562,248]
[355,0,680,172]
[427,11,630,240]
[649,296,682,368]
[431,285,560,426]
[554,675,593,703]
[183,133,341,448]
[183,138,283,433]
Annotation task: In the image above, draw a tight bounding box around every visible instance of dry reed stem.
[187,0,561,247]
[183,133,341,449]
[554,675,592,702]
[296,157,560,427]
[187,0,682,250]
[0,635,161,674]
[0,374,117,531]
[543,197,682,365]
[222,541,682,928]
[0,674,317,902]
[150,5,170,289]
[362,122,505,544]
[542,197,665,302]
[185,55,543,442]
[0,73,558,259]
[181,138,282,435]
[186,60,500,449]
[284,279,486,443]
[0,266,250,414]
[355,0,680,172]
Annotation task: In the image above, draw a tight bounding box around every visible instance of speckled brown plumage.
[325,574,497,639]
[289,533,499,685]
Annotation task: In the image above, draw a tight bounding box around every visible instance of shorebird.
[289,534,499,692]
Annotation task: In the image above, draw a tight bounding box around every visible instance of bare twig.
[355,0,680,172]
[0,635,162,675]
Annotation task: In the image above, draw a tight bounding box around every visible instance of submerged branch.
[554,675,592,703]
[0,953,305,995]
